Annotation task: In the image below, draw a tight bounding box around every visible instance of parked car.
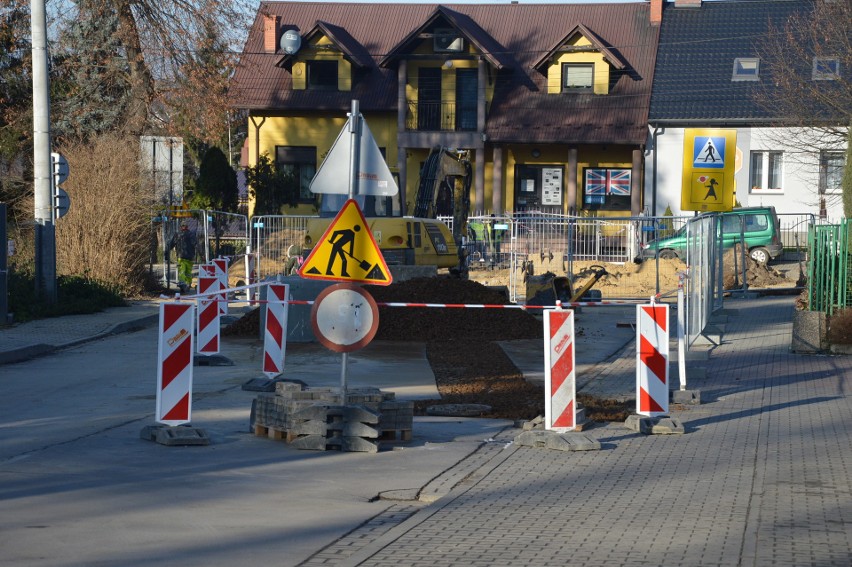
[639,206,783,264]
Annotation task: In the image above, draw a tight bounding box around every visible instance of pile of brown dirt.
[368,277,542,341]
[721,247,790,289]
[222,277,547,420]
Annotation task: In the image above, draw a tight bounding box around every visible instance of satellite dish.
[280,30,302,55]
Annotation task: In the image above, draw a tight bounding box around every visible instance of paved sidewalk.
[0,300,164,364]
[308,297,852,567]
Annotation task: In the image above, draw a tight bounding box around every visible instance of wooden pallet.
[254,424,300,442]
[378,429,412,442]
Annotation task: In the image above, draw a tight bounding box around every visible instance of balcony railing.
[405,101,484,132]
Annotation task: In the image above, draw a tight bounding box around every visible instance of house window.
[812,57,840,80]
[275,146,316,201]
[732,58,759,81]
[820,151,845,194]
[582,167,632,211]
[307,60,337,90]
[562,63,594,92]
[749,151,784,192]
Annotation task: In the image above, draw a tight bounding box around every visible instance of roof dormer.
[275,21,371,92]
[533,24,628,95]
[379,6,511,70]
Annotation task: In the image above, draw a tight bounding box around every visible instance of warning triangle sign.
[298,199,393,286]
[309,116,399,197]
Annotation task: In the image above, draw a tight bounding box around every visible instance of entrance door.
[455,68,477,131]
[418,68,441,131]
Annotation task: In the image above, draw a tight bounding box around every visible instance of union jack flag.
[586,168,632,196]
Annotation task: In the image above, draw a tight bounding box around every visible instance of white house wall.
[646,126,846,221]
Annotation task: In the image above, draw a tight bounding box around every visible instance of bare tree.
[754,0,851,215]
[755,0,851,136]
[88,0,253,137]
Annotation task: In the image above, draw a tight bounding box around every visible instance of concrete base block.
[672,389,701,405]
[555,432,601,451]
[683,345,711,361]
[290,420,327,436]
[242,377,306,392]
[140,425,210,446]
[791,310,827,353]
[194,354,233,367]
[343,405,380,424]
[519,415,545,431]
[514,430,601,451]
[624,415,685,435]
[341,422,380,438]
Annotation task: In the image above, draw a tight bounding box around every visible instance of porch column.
[477,58,486,135]
[476,149,486,214]
[492,145,503,214]
[631,148,642,216]
[397,60,408,213]
[567,148,578,215]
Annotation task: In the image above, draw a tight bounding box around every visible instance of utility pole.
[31,0,56,302]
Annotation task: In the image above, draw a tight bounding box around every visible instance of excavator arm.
[414,146,472,275]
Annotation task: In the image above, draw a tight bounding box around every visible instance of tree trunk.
[115,0,154,135]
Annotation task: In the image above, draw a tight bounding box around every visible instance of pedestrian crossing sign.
[681,129,737,212]
[298,199,393,286]
[692,136,726,169]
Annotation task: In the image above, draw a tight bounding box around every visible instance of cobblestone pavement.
[302,297,852,567]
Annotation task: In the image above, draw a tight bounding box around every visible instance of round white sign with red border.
[311,283,380,353]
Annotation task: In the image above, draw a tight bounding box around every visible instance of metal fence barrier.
[808,219,851,315]
[151,209,249,289]
[251,215,313,279]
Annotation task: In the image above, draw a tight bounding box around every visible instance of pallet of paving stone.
[377,428,413,442]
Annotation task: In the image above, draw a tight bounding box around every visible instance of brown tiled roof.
[231,2,660,145]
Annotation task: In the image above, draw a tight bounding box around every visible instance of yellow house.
[231,3,661,218]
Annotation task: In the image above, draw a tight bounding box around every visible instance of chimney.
[263,14,280,53]
[674,0,702,7]
[650,0,663,25]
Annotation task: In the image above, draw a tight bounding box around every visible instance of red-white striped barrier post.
[156,302,195,426]
[213,257,229,315]
[544,307,576,430]
[262,283,290,378]
[245,251,257,305]
[196,276,221,355]
[636,303,669,417]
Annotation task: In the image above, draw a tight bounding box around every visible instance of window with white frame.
[749,151,784,192]
[562,63,594,92]
[820,151,845,194]
[812,57,840,80]
[732,58,760,81]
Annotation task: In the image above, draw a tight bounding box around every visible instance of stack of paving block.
[252,383,414,452]
[376,400,414,441]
